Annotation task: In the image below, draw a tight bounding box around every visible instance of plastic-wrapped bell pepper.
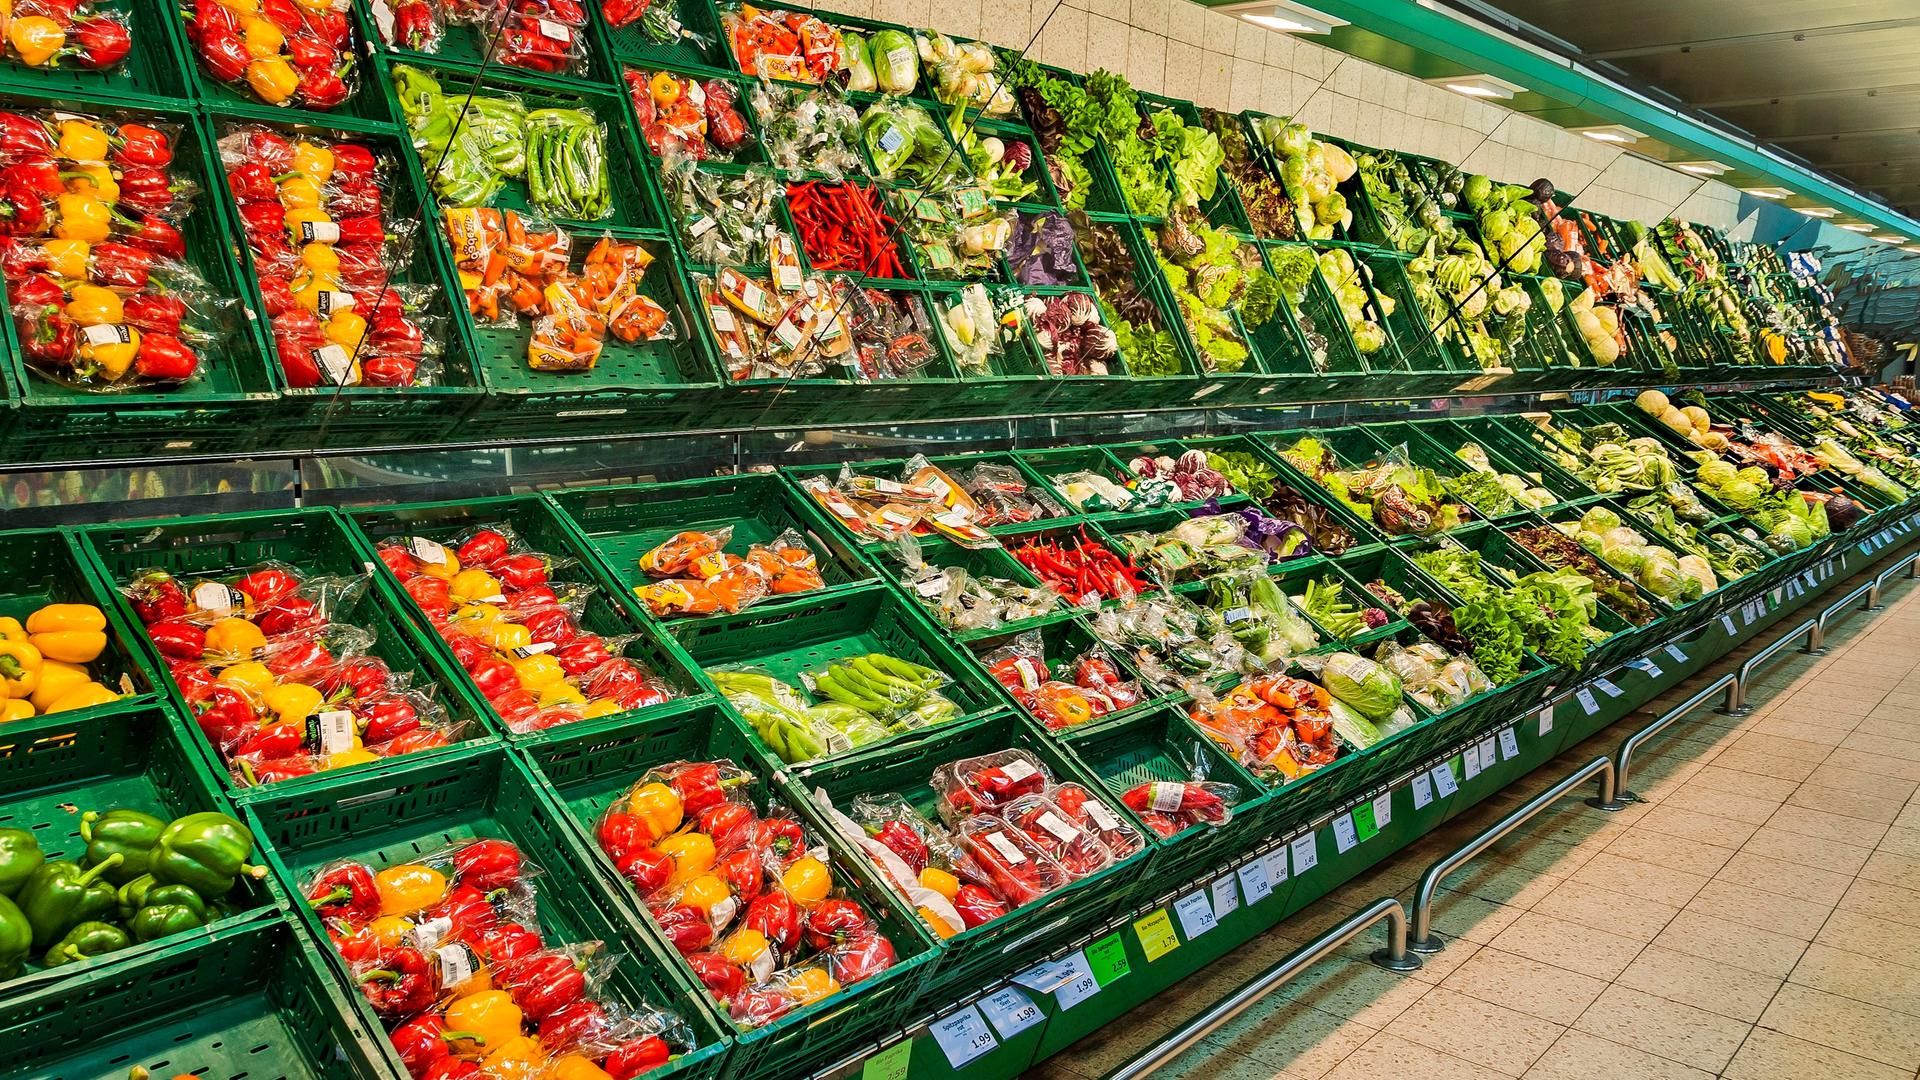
[79,808,165,884]
[148,811,267,898]
[305,860,378,921]
[452,838,523,891]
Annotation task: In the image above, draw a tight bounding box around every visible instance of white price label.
[1664,643,1688,664]
[982,831,1026,865]
[1721,614,1738,634]
[1331,814,1359,853]
[1499,728,1520,761]
[1174,891,1218,938]
[301,220,341,244]
[1051,952,1099,1009]
[1237,857,1272,904]
[436,943,475,988]
[1210,875,1240,919]
[1147,782,1186,813]
[1575,688,1599,715]
[315,344,354,385]
[81,322,131,346]
[190,580,238,615]
[313,710,355,755]
[1001,759,1038,784]
[1412,773,1433,809]
[410,536,447,563]
[536,17,572,40]
[1537,707,1554,738]
[1594,678,1624,698]
[411,915,452,950]
[1263,846,1289,885]
[1289,832,1318,874]
[1372,792,1392,830]
[1462,744,1481,780]
[930,1005,997,1068]
[1431,763,1459,798]
[979,986,1042,1039]
[1035,811,1080,843]
[1627,657,1662,679]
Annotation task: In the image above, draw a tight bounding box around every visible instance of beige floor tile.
[1788,678,1889,705]
[1420,889,1527,946]
[1571,849,1713,908]
[1485,912,1646,981]
[1894,800,1920,832]
[1872,824,1920,857]
[1608,822,1744,872]
[1805,764,1920,803]
[1438,947,1609,1026]
[1846,714,1920,741]
[1759,983,1920,1069]
[1785,784,1909,824]
[1684,879,1835,941]
[1722,1028,1912,1080]
[1383,986,1564,1075]
[1740,823,1875,876]
[1571,984,1750,1073]
[1713,850,1856,905]
[1476,833,1592,878]
[1271,954,1434,1028]
[1788,942,1920,1017]
[1614,944,1783,1022]
[1650,910,1810,979]
[1192,998,1374,1079]
[1727,730,1842,761]
[1840,731,1920,761]
[1431,861,1566,910]
[1645,783,1783,825]
[1816,906,1920,959]
[1745,715,1853,745]
[1322,1031,1511,1080]
[1836,876,1920,923]
[1528,878,1679,942]
[1761,804,1892,849]
[1708,747,1824,783]
[1857,849,1920,891]
[1399,939,1482,986]
[1521,1029,1715,1079]
[1684,765,1801,803]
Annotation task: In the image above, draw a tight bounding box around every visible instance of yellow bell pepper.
[219,0,261,13]
[301,241,338,278]
[580,698,622,719]
[54,119,109,162]
[626,781,682,836]
[324,309,366,351]
[43,238,88,280]
[419,549,461,581]
[278,175,322,210]
[203,617,267,659]
[444,990,521,1057]
[650,71,681,105]
[0,640,41,698]
[0,618,24,642]
[9,17,65,67]
[292,140,334,182]
[242,15,284,58]
[64,284,122,327]
[366,915,413,948]
[485,621,532,652]
[53,195,112,243]
[448,568,503,605]
[245,58,301,104]
[0,700,34,723]
[547,1056,614,1080]
[536,682,585,708]
[44,681,116,714]
[78,324,140,381]
[781,856,832,906]
[451,602,500,629]
[290,272,341,314]
[28,660,86,712]
[64,164,117,203]
[324,746,378,770]
[510,653,564,692]
[284,208,332,244]
[481,1034,546,1080]
[27,604,106,662]
[217,660,276,697]
[262,682,322,722]
[373,862,446,916]
[656,831,715,887]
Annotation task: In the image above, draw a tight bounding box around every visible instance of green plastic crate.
[519,702,940,1080]
[0,917,391,1080]
[547,471,876,624]
[796,709,1155,1006]
[0,0,188,103]
[173,0,399,129]
[77,506,496,797]
[0,702,274,1001]
[600,0,731,71]
[961,612,1165,734]
[0,98,277,465]
[200,108,487,444]
[0,525,158,720]
[880,534,1075,644]
[243,743,732,1080]
[342,494,709,740]
[673,583,1002,770]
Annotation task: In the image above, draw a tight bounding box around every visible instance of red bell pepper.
[950,884,1006,928]
[554,636,611,677]
[473,920,543,966]
[652,902,713,954]
[305,860,378,921]
[715,847,763,902]
[359,946,436,1017]
[826,931,896,985]
[603,1037,673,1080]
[615,847,673,895]
[697,801,756,855]
[70,16,131,69]
[133,333,198,381]
[741,891,800,951]
[685,950,745,1000]
[456,528,509,567]
[802,898,870,951]
[390,1012,457,1078]
[492,553,550,590]
[359,697,420,744]
[596,808,651,860]
[123,293,187,336]
[453,838,523,891]
[147,617,206,661]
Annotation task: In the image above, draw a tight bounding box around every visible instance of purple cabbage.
[1186,500,1312,561]
[1007,210,1080,286]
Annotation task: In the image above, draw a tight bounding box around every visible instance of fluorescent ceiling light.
[1873,235,1906,244]
[1673,161,1727,176]
[1744,187,1793,199]
[1837,223,1875,232]
[1228,2,1347,34]
[1574,125,1643,145]
[1796,206,1838,218]
[1425,74,1524,101]
[1904,245,1920,254]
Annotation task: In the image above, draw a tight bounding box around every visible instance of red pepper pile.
[786,181,906,280]
[0,110,213,388]
[118,562,462,787]
[0,0,131,70]
[625,68,751,160]
[1120,780,1235,836]
[184,0,356,109]
[596,760,898,1028]
[305,837,692,1079]
[1011,529,1153,604]
[498,0,589,74]
[220,126,440,388]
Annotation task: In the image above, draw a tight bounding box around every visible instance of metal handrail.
[1099,897,1420,1080]
[1808,580,1876,654]
[1718,617,1817,716]
[1869,549,1920,609]
[1601,673,1737,805]
[1408,756,1616,953]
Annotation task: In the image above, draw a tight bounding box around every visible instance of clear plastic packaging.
[954,815,1070,906]
[932,749,1050,821]
[1002,794,1113,879]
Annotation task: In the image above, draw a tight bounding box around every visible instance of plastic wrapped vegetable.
[867,29,918,93]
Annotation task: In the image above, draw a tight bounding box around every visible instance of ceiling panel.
[1485,0,1912,55]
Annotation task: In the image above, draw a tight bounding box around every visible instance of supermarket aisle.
[1028,569,1920,1080]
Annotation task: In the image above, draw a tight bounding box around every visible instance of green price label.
[862,1039,912,1080]
[1087,932,1130,985]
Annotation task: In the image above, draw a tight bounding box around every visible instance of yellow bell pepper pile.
[0,602,121,721]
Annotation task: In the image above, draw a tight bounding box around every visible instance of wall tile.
[1085,12,1127,73]
[1038,4,1088,70]
[1262,31,1295,73]
[1197,49,1233,108]
[1130,26,1166,92]
[981,0,1028,47]
[1084,0,1126,25]
[1234,20,1264,59]
[1167,0,1203,45]
[1229,56,1262,113]
[1163,39,1200,100]
[1258,60,1296,115]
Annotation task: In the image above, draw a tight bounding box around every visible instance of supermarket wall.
[824,0,1748,231]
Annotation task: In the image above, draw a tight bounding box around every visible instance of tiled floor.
[1025,564,1920,1079]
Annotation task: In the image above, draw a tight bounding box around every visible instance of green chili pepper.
[0,894,29,979]
[80,809,165,885]
[41,921,130,968]
[148,813,265,899]
[0,828,43,899]
[17,856,121,949]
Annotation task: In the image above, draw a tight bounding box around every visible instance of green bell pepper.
[41,921,130,967]
[0,828,43,898]
[116,874,207,923]
[148,813,264,899]
[81,809,164,885]
[0,893,29,979]
[17,855,121,949]
[130,898,207,943]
